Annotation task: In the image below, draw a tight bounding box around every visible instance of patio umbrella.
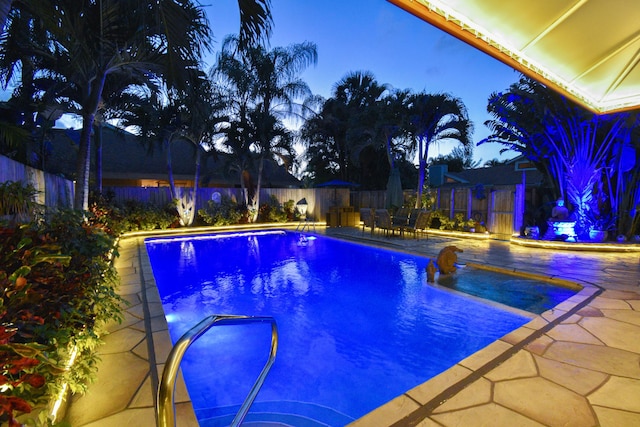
[385,167,403,209]
[316,180,360,206]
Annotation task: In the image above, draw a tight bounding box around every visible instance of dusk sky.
[206,0,523,164]
[0,1,524,165]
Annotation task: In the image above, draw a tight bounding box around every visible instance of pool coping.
[129,228,600,426]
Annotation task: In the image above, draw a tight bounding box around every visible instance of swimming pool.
[145,231,576,425]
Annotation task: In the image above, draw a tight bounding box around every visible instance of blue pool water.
[145,231,576,426]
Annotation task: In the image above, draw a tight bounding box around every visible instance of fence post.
[514,183,525,235]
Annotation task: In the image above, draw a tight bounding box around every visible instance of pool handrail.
[156,314,278,427]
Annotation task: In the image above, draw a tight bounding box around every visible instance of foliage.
[406,92,473,208]
[0,181,40,224]
[4,0,272,211]
[0,210,124,423]
[0,325,55,427]
[257,195,293,223]
[119,200,177,232]
[283,200,298,221]
[301,71,391,187]
[89,193,178,234]
[584,206,617,232]
[406,190,435,211]
[198,195,245,226]
[428,210,477,232]
[429,145,480,172]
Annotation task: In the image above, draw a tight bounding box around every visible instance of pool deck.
[64,226,640,427]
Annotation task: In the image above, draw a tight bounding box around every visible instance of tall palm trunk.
[250,155,265,223]
[94,122,103,194]
[416,135,427,208]
[74,73,106,211]
[164,135,177,201]
[74,116,93,210]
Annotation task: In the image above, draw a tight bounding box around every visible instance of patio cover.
[388,0,640,114]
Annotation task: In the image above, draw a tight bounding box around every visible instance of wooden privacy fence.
[105,186,352,223]
[433,185,526,239]
[0,154,74,210]
[1,152,527,238]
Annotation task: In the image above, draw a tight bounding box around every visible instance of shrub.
[283,199,298,221]
[0,181,41,225]
[0,210,123,424]
[198,195,244,226]
[120,200,176,231]
[258,195,288,223]
[89,193,177,234]
[429,211,476,232]
[406,190,435,211]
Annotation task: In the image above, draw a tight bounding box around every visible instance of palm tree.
[0,0,12,36]
[214,35,317,221]
[406,92,473,208]
[301,71,388,184]
[4,0,272,211]
[117,73,222,226]
[0,4,63,167]
[377,89,412,207]
[333,71,389,180]
[379,89,411,168]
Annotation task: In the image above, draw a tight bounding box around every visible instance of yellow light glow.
[50,345,79,422]
[389,0,640,113]
[510,237,640,252]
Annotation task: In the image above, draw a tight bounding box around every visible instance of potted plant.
[585,209,616,242]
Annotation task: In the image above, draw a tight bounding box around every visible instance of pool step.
[196,400,354,427]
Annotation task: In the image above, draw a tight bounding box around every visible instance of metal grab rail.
[156,314,278,427]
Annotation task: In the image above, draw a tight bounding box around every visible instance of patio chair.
[375,209,401,237]
[360,208,374,235]
[391,207,410,228]
[402,210,431,239]
[406,209,422,228]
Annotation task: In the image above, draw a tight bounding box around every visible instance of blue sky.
[206,0,522,164]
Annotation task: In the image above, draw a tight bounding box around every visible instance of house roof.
[46,125,302,188]
[432,160,545,188]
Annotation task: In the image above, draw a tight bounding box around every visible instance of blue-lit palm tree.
[483,75,640,237]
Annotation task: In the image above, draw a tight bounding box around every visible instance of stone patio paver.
[542,342,640,378]
[588,376,640,412]
[579,317,640,353]
[592,406,640,427]
[534,355,608,395]
[431,402,546,427]
[493,376,597,427]
[483,350,537,381]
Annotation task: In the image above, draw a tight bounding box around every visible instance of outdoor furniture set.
[359,208,430,239]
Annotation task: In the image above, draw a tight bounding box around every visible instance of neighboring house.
[428,157,545,190]
[427,157,552,239]
[46,125,302,188]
